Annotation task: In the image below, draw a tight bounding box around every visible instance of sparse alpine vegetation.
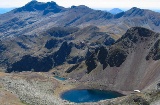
[0,1,159,105]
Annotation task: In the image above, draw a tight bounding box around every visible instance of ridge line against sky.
[0,0,160,10]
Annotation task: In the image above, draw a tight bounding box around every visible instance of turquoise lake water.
[54,76,67,81]
[61,89,124,103]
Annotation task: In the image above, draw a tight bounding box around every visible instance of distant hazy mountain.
[109,8,123,14]
[154,10,160,13]
[0,8,14,14]
[0,1,160,40]
[0,1,160,105]
[0,1,160,73]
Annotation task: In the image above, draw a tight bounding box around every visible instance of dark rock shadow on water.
[61,89,124,103]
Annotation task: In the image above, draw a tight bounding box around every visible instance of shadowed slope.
[66,27,160,91]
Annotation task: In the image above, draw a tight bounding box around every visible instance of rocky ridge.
[63,27,160,92]
[0,1,160,73]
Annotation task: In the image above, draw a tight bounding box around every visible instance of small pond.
[61,89,124,103]
[54,76,67,81]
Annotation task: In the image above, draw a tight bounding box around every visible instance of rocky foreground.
[0,72,159,105]
[0,72,70,105]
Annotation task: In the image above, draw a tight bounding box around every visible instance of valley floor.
[0,72,159,105]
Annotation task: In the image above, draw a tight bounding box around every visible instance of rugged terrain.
[0,1,160,72]
[0,71,159,105]
[61,27,160,90]
[0,1,160,105]
[2,27,159,105]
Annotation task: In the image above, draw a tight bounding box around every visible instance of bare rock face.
[146,39,160,60]
[53,42,72,66]
[85,46,127,73]
[104,37,115,46]
[85,53,97,74]
[0,24,114,73]
[65,64,79,73]
[85,46,108,73]
[0,42,6,53]
[0,1,160,94]
[67,27,160,91]
[7,55,52,72]
[107,50,127,67]
[97,46,108,68]
[123,7,145,17]
[14,1,66,15]
[45,39,61,49]
[7,41,72,72]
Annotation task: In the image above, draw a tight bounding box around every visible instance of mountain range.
[0,8,14,14]
[1,1,160,39]
[109,8,124,14]
[0,1,160,104]
[66,27,160,91]
[0,1,159,71]
[0,1,160,105]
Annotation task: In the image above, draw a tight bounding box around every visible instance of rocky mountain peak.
[70,5,92,11]
[27,0,38,5]
[109,8,123,14]
[116,27,155,45]
[14,1,66,14]
[126,27,154,37]
[76,5,90,9]
[124,7,145,17]
[130,7,140,10]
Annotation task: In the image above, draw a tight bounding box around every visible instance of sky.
[0,0,160,10]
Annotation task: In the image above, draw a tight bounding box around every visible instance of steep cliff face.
[4,26,160,92]
[7,41,72,72]
[0,1,160,93]
[7,55,52,72]
[0,25,114,73]
[85,46,127,74]
[146,39,160,60]
[66,27,160,91]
